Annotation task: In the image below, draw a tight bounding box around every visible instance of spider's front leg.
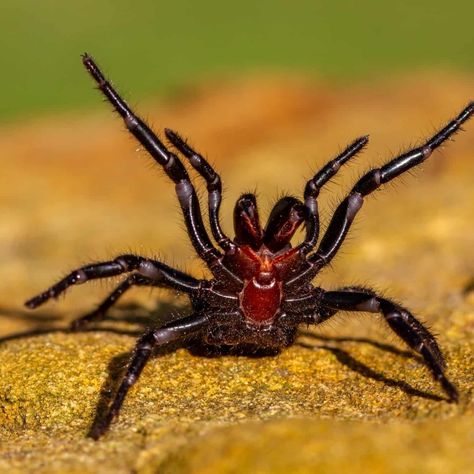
[81,55,241,285]
[320,287,458,401]
[287,103,473,288]
[89,312,208,439]
[165,129,235,253]
[296,135,369,255]
[312,102,473,267]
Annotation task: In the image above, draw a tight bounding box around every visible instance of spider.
[26,54,473,439]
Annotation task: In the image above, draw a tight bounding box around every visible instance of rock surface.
[0,73,473,472]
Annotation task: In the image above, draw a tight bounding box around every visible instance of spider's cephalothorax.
[26,54,473,439]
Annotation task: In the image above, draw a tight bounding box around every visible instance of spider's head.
[233,194,306,253]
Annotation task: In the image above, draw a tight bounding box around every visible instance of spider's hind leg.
[70,273,153,330]
[320,287,458,402]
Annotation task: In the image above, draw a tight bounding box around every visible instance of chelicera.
[26,54,473,439]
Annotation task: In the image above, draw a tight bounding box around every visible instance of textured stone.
[0,73,473,472]
[158,418,474,474]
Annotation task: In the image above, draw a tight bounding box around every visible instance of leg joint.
[137,260,164,281]
[346,192,364,220]
[115,254,140,271]
[71,269,88,285]
[124,114,138,131]
[353,169,381,195]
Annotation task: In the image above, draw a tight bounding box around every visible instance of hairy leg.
[82,54,227,274]
[297,136,369,255]
[25,254,199,309]
[165,129,235,252]
[286,103,473,289]
[312,103,473,266]
[90,313,208,439]
[321,287,458,401]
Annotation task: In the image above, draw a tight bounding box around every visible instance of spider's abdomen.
[240,274,282,324]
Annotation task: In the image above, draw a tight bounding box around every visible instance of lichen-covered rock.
[1,333,472,473]
[0,73,473,473]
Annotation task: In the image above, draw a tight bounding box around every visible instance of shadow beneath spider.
[87,341,182,438]
[0,305,63,323]
[1,302,446,435]
[298,331,421,361]
[103,300,193,328]
[297,331,444,402]
[0,311,141,345]
[87,337,284,437]
[0,301,188,438]
[0,301,185,344]
[89,324,444,437]
[462,276,474,296]
[187,341,282,358]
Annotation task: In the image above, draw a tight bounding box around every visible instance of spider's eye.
[264,197,306,252]
[233,194,264,249]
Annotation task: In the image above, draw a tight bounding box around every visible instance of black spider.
[26,54,473,439]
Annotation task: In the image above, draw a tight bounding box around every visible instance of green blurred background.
[1,0,473,123]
